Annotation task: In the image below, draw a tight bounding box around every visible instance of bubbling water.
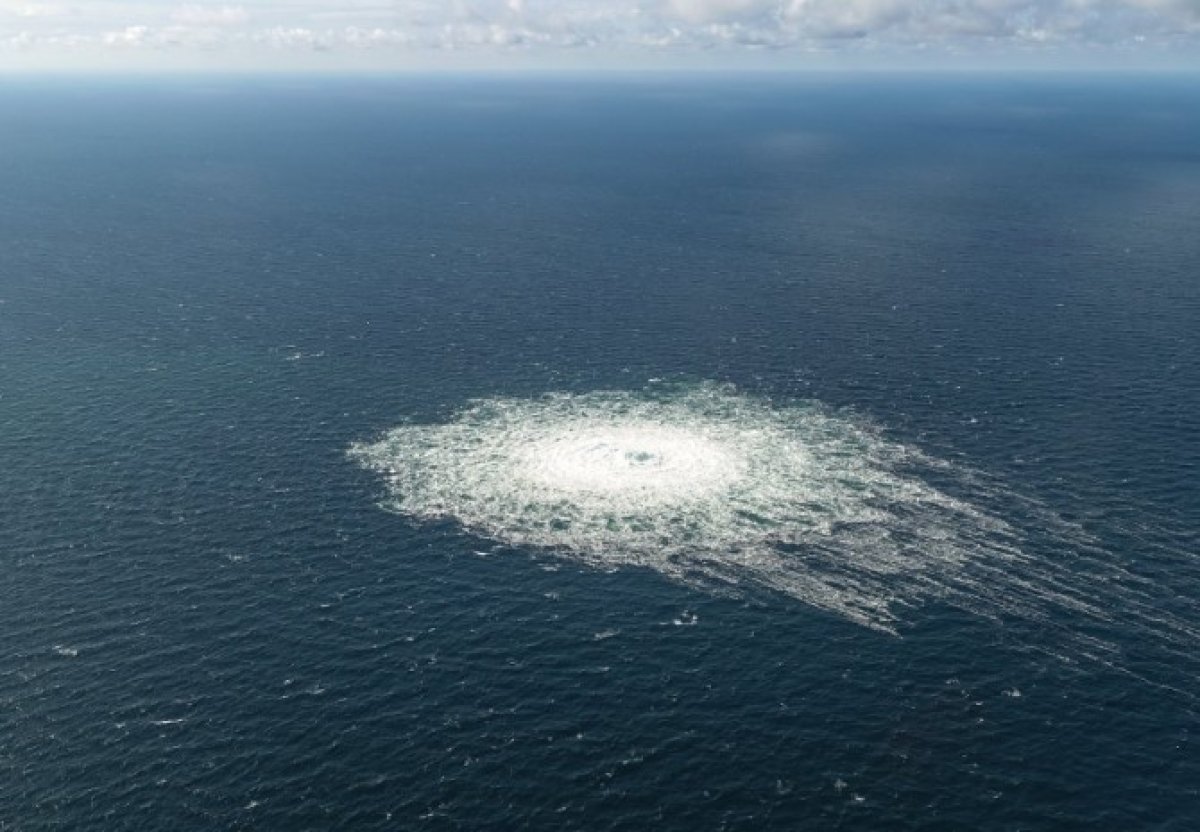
[352,382,1120,634]
[515,423,744,501]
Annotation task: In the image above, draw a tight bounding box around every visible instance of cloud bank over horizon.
[2,1,1199,71]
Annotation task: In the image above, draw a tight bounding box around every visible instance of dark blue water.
[2,76,1198,829]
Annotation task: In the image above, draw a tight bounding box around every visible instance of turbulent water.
[3,78,1199,830]
[353,381,1200,668]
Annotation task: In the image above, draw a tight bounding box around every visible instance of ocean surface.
[1,75,1198,830]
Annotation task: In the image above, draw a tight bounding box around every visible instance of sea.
[1,74,1197,830]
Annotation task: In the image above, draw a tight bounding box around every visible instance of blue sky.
[2,1,1198,72]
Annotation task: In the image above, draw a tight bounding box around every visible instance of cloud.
[102,25,149,46]
[259,25,326,49]
[1,1,1199,68]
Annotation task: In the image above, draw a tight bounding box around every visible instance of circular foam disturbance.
[351,382,1107,634]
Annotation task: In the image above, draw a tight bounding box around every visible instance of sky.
[1,1,1198,72]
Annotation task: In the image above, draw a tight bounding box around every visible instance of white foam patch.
[353,382,1122,635]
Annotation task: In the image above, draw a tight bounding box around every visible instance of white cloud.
[259,25,326,49]
[102,25,149,46]
[1,1,1199,68]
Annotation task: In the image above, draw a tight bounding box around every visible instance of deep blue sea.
[2,75,1198,830]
